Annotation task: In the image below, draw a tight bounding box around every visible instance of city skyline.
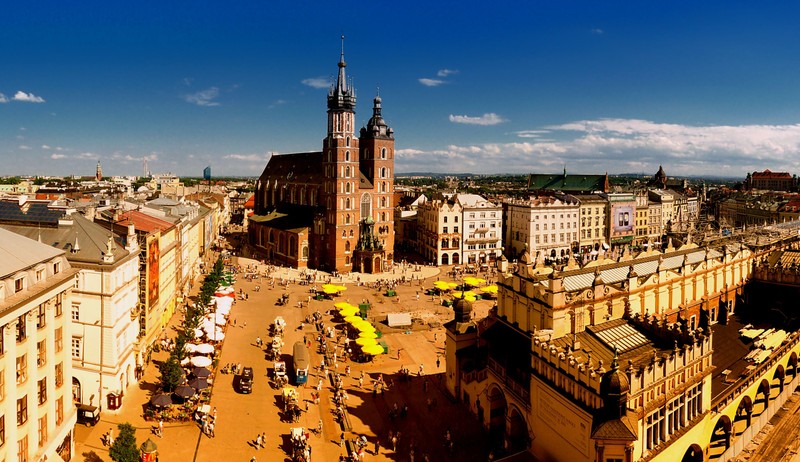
[2,1,800,178]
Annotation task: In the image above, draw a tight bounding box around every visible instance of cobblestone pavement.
[74,250,494,462]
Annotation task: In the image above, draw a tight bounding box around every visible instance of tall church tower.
[95,160,103,181]
[321,37,359,271]
[359,94,395,268]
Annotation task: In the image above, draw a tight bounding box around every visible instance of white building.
[1,209,142,413]
[0,228,78,462]
[504,195,580,263]
[457,194,503,268]
[417,196,463,266]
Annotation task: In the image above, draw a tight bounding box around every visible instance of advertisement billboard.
[146,234,160,312]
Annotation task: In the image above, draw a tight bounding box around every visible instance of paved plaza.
[74,250,493,461]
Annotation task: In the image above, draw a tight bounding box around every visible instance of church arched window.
[346,182,351,193]
[346,198,351,209]
[346,136,350,147]
[381,147,386,159]
[360,193,372,221]
[346,166,350,178]
[345,150,350,162]
[345,241,351,252]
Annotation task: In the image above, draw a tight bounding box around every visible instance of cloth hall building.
[250,44,395,273]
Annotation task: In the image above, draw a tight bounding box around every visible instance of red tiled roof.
[753,170,792,179]
[116,210,174,234]
[244,195,255,208]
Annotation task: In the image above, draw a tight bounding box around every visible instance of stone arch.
[373,256,381,272]
[453,253,460,265]
[72,377,82,403]
[487,385,507,451]
[302,246,309,259]
[789,352,798,378]
[507,405,529,452]
[735,395,753,433]
[345,241,351,252]
[710,414,733,451]
[681,443,704,462]
[442,253,449,265]
[755,379,770,415]
[774,364,786,393]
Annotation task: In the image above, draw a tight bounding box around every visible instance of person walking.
[255,434,263,448]
[158,420,163,438]
[374,438,380,455]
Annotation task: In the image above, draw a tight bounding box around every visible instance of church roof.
[257,152,325,187]
[249,206,314,233]
[527,172,609,193]
[591,414,638,440]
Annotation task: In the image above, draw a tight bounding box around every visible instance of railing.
[488,357,531,406]
[462,369,487,384]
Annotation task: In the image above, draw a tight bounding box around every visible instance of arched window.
[349,229,354,237]
[342,230,347,238]
[345,256,351,265]
[381,147,386,159]
[345,241,351,252]
[345,214,351,224]
[346,198,351,209]
[346,136,350,147]
[360,193,372,220]
[444,216,448,223]
[346,166,350,177]
[345,150,350,162]
[302,246,309,259]
[346,182,351,193]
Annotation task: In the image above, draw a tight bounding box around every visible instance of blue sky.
[2,1,800,178]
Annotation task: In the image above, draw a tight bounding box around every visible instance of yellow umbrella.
[481,285,498,294]
[322,286,340,294]
[334,302,354,309]
[358,331,378,339]
[463,276,484,286]
[452,290,478,299]
[355,322,376,333]
[433,280,451,290]
[339,307,359,317]
[362,344,384,355]
[356,337,378,346]
[345,315,363,324]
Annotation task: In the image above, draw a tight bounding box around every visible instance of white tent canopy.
[190,356,213,367]
[194,343,215,355]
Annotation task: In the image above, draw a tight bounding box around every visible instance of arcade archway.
[507,406,529,452]
[681,443,704,462]
[487,386,507,451]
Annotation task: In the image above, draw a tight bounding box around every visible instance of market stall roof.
[387,312,412,327]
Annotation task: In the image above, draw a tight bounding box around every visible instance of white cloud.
[395,118,800,176]
[514,130,550,138]
[437,69,459,77]
[13,91,45,103]
[50,154,66,160]
[591,28,604,35]
[184,87,220,106]
[223,153,270,162]
[449,113,507,126]
[0,93,7,103]
[18,145,31,150]
[41,144,51,150]
[77,152,96,159]
[302,77,330,89]
[268,99,286,109]
[418,78,445,87]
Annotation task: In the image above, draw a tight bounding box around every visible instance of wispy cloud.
[0,93,8,103]
[18,145,31,150]
[41,144,51,150]
[591,28,604,35]
[514,130,551,138]
[13,91,45,103]
[395,118,800,176]
[50,154,66,160]
[418,78,445,87]
[184,87,220,106]
[268,99,286,109]
[449,113,507,126]
[437,69,459,77]
[302,77,330,89]
[223,153,270,163]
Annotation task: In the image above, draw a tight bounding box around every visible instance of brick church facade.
[249,43,395,273]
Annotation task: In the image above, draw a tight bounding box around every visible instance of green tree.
[158,356,184,392]
[109,423,139,462]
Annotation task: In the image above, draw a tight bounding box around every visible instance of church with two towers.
[249,42,395,273]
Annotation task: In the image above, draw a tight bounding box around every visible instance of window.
[37,379,46,405]
[15,278,24,293]
[16,315,26,342]
[38,416,47,448]
[381,147,386,159]
[55,363,63,388]
[71,304,80,321]
[71,338,81,359]
[16,355,26,385]
[0,369,4,401]
[18,434,28,462]
[454,226,459,233]
[345,150,350,162]
[0,415,4,447]
[35,268,44,283]
[55,328,63,353]
[443,227,448,234]
[454,216,458,222]
[54,261,61,274]
[17,395,28,425]
[36,304,45,329]
[443,216,448,223]
[56,397,64,425]
[36,341,45,367]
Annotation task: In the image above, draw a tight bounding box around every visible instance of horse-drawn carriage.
[281,387,301,423]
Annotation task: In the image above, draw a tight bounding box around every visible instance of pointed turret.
[327,35,356,112]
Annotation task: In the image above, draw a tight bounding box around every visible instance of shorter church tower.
[95,160,103,181]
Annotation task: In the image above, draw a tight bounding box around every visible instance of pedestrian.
[436,356,441,368]
[374,438,380,455]
[255,434,263,448]
[340,432,346,447]
[209,421,215,437]
[419,363,424,376]
[158,420,163,438]
[260,433,266,448]
[392,435,398,452]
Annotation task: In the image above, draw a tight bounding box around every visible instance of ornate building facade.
[250,42,395,273]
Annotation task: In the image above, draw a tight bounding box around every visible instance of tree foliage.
[109,423,139,462]
[158,356,184,392]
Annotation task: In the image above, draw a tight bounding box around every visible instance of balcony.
[488,357,531,406]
